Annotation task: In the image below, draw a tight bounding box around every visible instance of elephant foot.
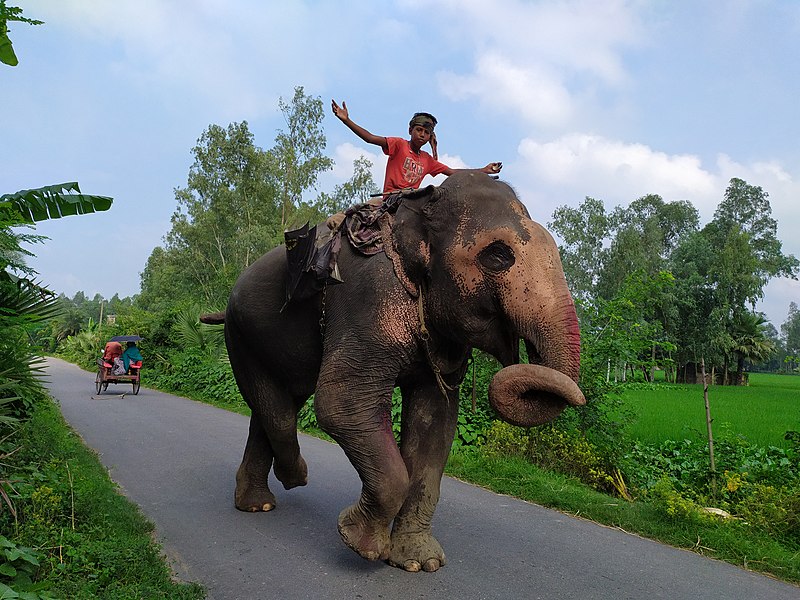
[387,531,446,572]
[235,467,277,512]
[234,489,277,512]
[274,455,308,490]
[337,504,390,561]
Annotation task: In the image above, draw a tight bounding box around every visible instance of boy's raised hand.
[331,99,349,122]
[482,162,503,174]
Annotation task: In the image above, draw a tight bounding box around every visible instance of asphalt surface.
[43,357,798,600]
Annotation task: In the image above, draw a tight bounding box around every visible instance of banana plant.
[1,183,113,428]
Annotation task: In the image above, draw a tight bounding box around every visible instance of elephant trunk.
[489,363,585,426]
[489,290,585,426]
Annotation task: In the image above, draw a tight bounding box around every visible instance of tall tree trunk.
[650,343,656,382]
[722,354,729,385]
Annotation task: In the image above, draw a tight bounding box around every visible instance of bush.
[648,478,712,523]
[620,429,800,547]
[484,421,616,493]
[144,348,244,410]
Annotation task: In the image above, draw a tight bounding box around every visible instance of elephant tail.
[199,311,226,325]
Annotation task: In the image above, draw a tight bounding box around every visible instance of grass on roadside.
[446,449,800,585]
[2,396,205,600]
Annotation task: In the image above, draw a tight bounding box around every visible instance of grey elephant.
[202,171,585,572]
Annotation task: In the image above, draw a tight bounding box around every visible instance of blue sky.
[3,0,799,329]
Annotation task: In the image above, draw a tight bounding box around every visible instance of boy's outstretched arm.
[442,162,503,176]
[331,99,389,153]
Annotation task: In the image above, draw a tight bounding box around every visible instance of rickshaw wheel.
[132,378,140,395]
[95,371,103,394]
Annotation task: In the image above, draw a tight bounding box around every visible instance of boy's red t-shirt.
[382,137,449,193]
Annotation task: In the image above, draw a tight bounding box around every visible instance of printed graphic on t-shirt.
[402,156,425,186]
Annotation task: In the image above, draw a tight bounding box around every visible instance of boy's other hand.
[331,99,349,122]
[482,162,502,174]
[430,131,438,160]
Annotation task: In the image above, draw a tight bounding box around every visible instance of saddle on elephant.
[282,192,408,306]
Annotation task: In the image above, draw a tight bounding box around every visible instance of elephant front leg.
[315,375,410,562]
[389,377,460,572]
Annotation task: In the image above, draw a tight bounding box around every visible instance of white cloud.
[33,0,380,120]
[517,133,717,209]
[433,0,642,127]
[438,53,573,127]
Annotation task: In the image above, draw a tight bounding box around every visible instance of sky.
[3,0,799,330]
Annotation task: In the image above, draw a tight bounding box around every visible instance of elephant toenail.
[404,560,422,572]
[423,559,440,572]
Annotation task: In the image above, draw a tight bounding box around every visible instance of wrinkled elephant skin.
[216,172,583,572]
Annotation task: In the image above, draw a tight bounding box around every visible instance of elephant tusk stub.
[488,364,586,427]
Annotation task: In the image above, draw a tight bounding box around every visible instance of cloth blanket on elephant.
[343,192,403,256]
[282,193,404,306]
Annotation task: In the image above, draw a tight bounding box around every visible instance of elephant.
[202,171,585,573]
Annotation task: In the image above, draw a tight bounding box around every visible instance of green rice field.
[618,373,800,448]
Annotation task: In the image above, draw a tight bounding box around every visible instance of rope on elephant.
[417,289,456,400]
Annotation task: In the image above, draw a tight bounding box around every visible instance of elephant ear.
[392,185,441,285]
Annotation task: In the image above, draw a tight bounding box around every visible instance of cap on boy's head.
[409,112,437,133]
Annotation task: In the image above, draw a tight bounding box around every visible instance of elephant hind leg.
[227,332,308,511]
[235,416,278,512]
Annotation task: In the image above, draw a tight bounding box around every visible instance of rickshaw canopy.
[109,335,142,343]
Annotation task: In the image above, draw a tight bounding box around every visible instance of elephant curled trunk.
[488,366,586,427]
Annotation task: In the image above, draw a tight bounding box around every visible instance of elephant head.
[392,172,585,426]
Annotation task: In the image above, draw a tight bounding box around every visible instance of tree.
[0,186,112,427]
[315,155,378,216]
[548,197,610,303]
[270,86,334,230]
[149,121,280,306]
[782,302,800,372]
[713,178,799,295]
[579,270,676,382]
[598,195,698,300]
[139,89,352,309]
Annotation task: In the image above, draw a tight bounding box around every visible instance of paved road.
[43,357,797,600]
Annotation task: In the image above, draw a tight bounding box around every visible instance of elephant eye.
[478,241,515,273]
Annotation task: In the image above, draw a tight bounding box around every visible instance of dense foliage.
[549,181,799,383]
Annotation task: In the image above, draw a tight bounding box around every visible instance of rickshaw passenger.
[122,341,143,372]
[103,341,123,365]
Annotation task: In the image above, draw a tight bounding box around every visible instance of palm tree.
[730,312,776,384]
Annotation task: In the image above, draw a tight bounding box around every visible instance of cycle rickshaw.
[95,335,143,395]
